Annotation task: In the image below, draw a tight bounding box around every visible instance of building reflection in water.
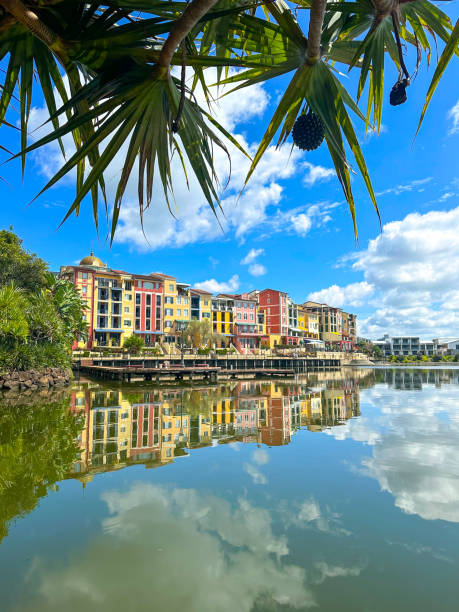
[68,370,370,483]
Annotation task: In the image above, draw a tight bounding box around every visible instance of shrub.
[123,335,145,354]
[198,348,210,355]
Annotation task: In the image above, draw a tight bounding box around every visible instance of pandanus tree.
[0,0,457,239]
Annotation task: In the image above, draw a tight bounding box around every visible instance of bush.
[0,340,71,373]
[216,348,228,355]
[198,348,210,355]
[123,335,144,354]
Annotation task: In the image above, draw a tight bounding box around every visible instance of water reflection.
[68,371,367,482]
[3,368,459,611]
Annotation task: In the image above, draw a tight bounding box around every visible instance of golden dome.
[79,251,105,267]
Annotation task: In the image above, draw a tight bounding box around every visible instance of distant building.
[302,301,356,351]
[433,338,459,356]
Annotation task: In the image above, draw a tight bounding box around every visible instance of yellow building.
[190,288,212,321]
[211,295,234,340]
[60,254,135,349]
[156,274,191,344]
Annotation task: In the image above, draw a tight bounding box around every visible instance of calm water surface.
[1,368,459,611]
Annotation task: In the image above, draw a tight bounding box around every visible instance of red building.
[133,274,164,345]
[257,289,289,338]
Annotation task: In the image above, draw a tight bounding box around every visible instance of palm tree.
[0,1,457,238]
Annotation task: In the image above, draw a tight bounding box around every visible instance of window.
[204,300,209,306]
[82,272,88,279]
[124,307,130,313]
[184,309,188,317]
[146,307,151,318]
[146,294,151,306]
[81,286,87,294]
[135,294,141,305]
[142,281,154,289]
[244,313,247,320]
[177,309,181,316]
[165,308,173,316]
[250,314,254,321]
[165,296,173,304]
[169,284,174,292]
[237,313,241,319]
[176,297,182,304]
[237,301,242,308]
[156,295,161,306]
[125,294,132,301]
[250,303,254,309]
[244,302,248,308]
[125,281,132,291]
[165,320,172,328]
[124,320,131,326]
[183,298,189,305]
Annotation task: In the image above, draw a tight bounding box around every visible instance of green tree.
[123,334,145,354]
[46,274,89,344]
[0,1,457,240]
[0,284,29,344]
[0,232,86,371]
[0,230,48,292]
[185,318,220,348]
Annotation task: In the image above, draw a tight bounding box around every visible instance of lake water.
[1,367,459,611]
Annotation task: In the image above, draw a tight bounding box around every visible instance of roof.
[190,288,213,295]
[151,272,175,280]
[79,253,105,267]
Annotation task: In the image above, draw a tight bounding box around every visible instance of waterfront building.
[232,293,262,351]
[212,294,235,344]
[256,289,289,345]
[155,273,191,344]
[60,254,135,349]
[375,335,421,356]
[303,301,343,347]
[62,253,358,352]
[433,338,459,356]
[133,273,164,345]
[190,288,212,321]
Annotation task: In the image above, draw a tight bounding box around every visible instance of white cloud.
[307,282,374,308]
[290,213,312,236]
[241,248,264,265]
[243,462,268,485]
[252,448,269,465]
[448,99,459,134]
[195,274,239,294]
[248,263,267,277]
[27,70,336,250]
[376,177,432,197]
[332,383,459,523]
[241,247,267,277]
[22,483,316,611]
[313,204,459,338]
[302,162,335,186]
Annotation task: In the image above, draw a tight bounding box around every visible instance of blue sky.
[1,7,458,340]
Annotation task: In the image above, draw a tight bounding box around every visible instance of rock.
[3,381,20,390]
[38,376,50,386]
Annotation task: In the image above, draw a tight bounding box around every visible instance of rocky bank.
[0,368,71,391]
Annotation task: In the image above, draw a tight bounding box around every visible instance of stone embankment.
[0,368,71,391]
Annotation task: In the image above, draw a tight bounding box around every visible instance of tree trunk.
[0,0,56,47]
[307,0,327,64]
[157,0,219,76]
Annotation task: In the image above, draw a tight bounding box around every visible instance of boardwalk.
[74,355,341,383]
